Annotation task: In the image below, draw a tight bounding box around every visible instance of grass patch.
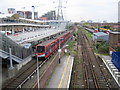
[85,31,92,38]
[67,41,77,55]
[80,28,92,39]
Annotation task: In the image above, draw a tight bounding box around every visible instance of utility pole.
[58,38,61,64]
[37,56,40,89]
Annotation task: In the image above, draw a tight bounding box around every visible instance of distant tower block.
[118,1,120,23]
[32,6,35,19]
[8,8,16,14]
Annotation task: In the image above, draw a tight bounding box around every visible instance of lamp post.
[37,56,40,89]
[58,39,61,64]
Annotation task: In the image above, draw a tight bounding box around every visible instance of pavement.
[46,55,74,88]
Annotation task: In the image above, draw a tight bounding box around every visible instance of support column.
[12,26,15,35]
[5,27,7,36]
[9,48,14,69]
[22,27,25,33]
[8,48,15,78]
[33,27,34,31]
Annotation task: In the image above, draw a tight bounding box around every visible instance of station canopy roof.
[0,13,21,19]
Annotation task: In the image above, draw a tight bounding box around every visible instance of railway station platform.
[46,55,74,88]
[96,54,120,87]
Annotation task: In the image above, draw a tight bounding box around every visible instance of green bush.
[67,41,76,55]
[113,47,120,52]
[95,42,109,54]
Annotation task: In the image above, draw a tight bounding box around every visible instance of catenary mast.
[55,0,66,20]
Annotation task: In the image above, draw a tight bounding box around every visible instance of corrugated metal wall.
[0,33,33,59]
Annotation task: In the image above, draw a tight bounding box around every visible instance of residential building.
[8,8,16,14]
[40,10,56,20]
[17,11,38,19]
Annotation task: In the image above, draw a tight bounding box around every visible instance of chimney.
[32,6,35,19]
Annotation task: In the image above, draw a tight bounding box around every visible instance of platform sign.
[64,49,67,53]
[58,49,61,53]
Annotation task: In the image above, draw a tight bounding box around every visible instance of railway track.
[2,29,74,89]
[2,59,43,89]
[78,28,119,89]
[80,33,99,89]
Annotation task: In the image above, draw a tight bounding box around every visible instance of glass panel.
[36,46,44,53]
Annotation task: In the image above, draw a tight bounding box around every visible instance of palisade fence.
[0,32,33,61]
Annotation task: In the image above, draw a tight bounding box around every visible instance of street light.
[36,56,40,89]
[58,38,61,64]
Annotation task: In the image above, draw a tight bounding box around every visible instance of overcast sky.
[0,0,119,22]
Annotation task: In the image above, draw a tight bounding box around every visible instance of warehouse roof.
[93,32,108,36]
[110,32,120,34]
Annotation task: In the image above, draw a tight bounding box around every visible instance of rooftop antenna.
[54,0,67,20]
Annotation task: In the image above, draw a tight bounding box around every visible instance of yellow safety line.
[58,56,70,88]
[32,53,58,88]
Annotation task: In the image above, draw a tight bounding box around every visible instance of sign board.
[110,51,113,55]
[58,49,61,53]
[64,49,67,53]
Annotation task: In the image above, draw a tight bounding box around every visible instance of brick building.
[109,32,120,53]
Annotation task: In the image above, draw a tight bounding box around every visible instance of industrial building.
[92,32,109,42]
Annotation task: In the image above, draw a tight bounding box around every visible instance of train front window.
[37,46,45,53]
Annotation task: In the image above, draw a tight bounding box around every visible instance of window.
[46,46,50,52]
[36,46,45,53]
